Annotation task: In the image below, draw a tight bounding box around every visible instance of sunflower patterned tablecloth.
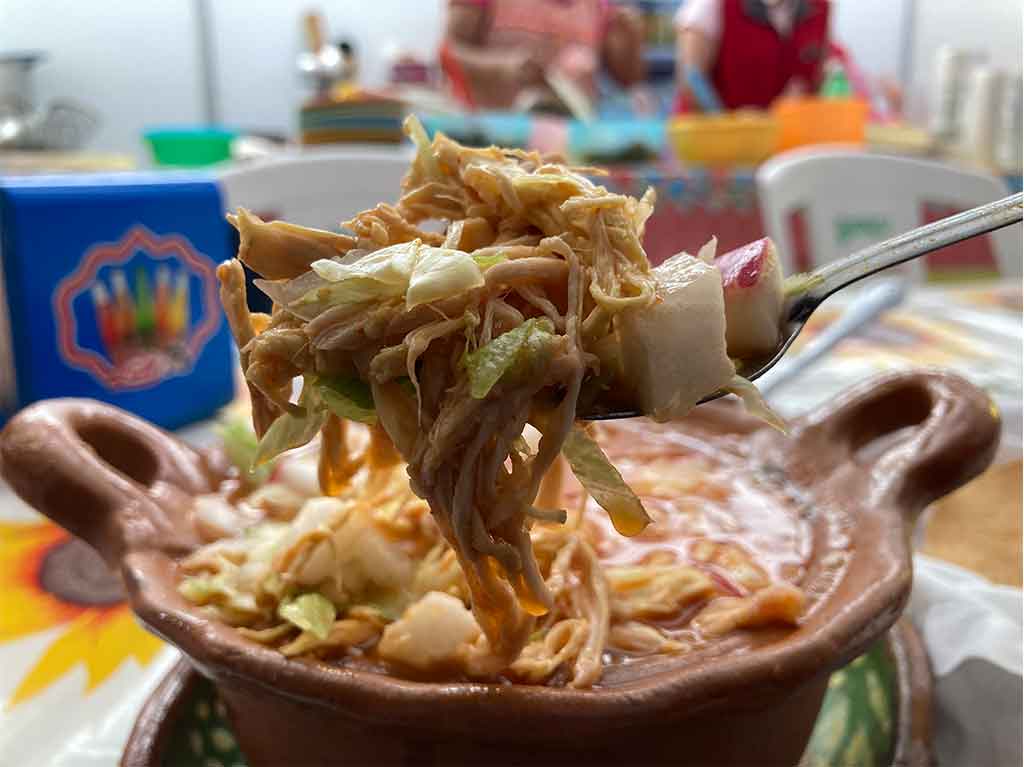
[0,281,1019,766]
[0,488,181,766]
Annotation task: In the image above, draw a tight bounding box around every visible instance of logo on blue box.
[0,172,235,429]
[52,225,222,391]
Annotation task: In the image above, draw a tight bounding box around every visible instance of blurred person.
[441,0,646,111]
[672,0,831,113]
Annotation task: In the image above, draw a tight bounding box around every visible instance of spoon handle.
[788,192,1023,321]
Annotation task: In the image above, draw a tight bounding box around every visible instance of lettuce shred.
[561,425,651,536]
[726,375,787,433]
[178,573,228,604]
[303,240,484,312]
[317,376,377,425]
[253,383,327,467]
[463,317,556,399]
[216,411,272,485]
[277,592,337,640]
[253,373,379,467]
[406,247,484,309]
[471,253,508,270]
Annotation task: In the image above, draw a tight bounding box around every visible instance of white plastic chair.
[218,146,413,231]
[756,146,1021,280]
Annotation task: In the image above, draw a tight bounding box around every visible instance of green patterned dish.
[123,622,933,767]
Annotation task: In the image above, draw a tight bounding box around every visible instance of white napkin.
[909,555,1023,767]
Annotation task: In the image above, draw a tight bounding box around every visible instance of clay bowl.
[119,619,936,766]
[0,370,999,767]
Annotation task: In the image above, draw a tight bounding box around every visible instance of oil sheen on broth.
[569,419,812,662]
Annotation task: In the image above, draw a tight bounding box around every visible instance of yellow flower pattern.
[0,520,163,708]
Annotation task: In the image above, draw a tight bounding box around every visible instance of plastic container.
[995,73,1023,173]
[144,128,238,167]
[773,98,868,151]
[568,118,664,164]
[418,113,530,149]
[666,111,778,167]
[865,122,935,157]
[958,66,1004,167]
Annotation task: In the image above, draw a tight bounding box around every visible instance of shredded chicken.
[606,564,715,621]
[181,420,807,686]
[216,119,663,667]
[186,119,806,686]
[693,583,806,637]
[216,260,279,436]
[229,209,357,280]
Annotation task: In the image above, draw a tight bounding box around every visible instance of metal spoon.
[583,192,1023,420]
[755,277,908,396]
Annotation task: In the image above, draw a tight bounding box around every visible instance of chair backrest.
[756,146,1021,280]
[218,147,413,230]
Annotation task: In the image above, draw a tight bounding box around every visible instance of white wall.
[905,0,1024,121]
[0,1,204,160]
[209,0,445,136]
[830,0,912,83]
[0,0,445,161]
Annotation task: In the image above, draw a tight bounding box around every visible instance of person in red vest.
[673,0,831,113]
[442,0,645,111]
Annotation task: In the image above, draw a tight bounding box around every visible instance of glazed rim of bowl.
[118,370,999,739]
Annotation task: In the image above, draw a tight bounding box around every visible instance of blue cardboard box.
[0,173,236,429]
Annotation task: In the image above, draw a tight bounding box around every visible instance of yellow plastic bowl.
[666,111,779,167]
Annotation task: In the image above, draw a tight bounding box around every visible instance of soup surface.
[179,414,813,688]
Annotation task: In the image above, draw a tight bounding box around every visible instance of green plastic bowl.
[144,128,237,167]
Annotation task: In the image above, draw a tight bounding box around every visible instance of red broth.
[567,419,812,602]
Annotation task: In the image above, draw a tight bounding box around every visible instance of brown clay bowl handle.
[790,370,1001,519]
[0,399,225,567]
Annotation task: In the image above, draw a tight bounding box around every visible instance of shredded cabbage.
[471,253,508,270]
[178,573,229,603]
[216,411,272,485]
[306,241,484,312]
[253,384,326,467]
[406,113,441,180]
[726,375,787,433]
[359,589,410,622]
[296,276,400,308]
[463,317,557,399]
[561,426,651,536]
[177,571,263,618]
[278,592,337,640]
[317,376,377,425]
[311,241,418,285]
[406,247,484,309]
[300,242,417,309]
